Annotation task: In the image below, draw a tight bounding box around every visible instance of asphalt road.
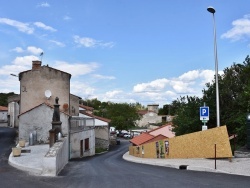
[1,127,250,188]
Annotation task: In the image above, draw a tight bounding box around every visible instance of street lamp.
[207,6,220,127]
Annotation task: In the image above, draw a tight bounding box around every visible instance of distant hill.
[0,92,16,106]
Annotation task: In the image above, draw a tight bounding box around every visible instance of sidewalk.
[123,152,250,177]
[8,144,49,176]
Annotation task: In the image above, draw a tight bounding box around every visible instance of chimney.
[32,60,42,70]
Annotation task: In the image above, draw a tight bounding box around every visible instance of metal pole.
[208,7,220,127]
[215,144,217,169]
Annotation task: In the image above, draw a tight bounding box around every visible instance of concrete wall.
[0,111,8,122]
[19,104,69,142]
[8,102,19,128]
[129,126,232,159]
[70,94,79,116]
[70,128,95,158]
[19,64,71,114]
[42,137,69,176]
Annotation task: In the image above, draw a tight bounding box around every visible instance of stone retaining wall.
[96,138,109,149]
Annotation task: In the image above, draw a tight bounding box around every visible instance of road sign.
[200,106,209,121]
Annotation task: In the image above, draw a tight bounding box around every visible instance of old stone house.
[135,104,162,127]
[16,60,95,159]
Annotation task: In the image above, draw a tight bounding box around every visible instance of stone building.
[135,104,162,127]
[19,61,71,114]
[17,60,95,159]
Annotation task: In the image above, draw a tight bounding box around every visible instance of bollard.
[58,132,62,140]
[33,130,37,144]
[29,132,33,146]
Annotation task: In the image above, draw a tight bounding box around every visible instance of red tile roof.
[143,134,168,145]
[0,106,8,111]
[79,104,94,111]
[130,132,154,146]
[80,111,111,123]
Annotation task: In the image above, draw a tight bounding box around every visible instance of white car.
[123,133,131,138]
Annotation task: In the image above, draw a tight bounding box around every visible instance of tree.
[100,102,140,130]
[0,92,16,106]
[202,55,250,146]
[172,96,203,136]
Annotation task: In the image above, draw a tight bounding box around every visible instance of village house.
[11,60,96,162]
[79,104,111,150]
[136,104,163,127]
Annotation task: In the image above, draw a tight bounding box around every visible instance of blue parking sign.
[200,107,209,120]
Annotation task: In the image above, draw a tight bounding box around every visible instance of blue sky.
[0,1,250,107]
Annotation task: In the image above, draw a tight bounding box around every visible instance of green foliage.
[171,55,250,147]
[0,92,16,106]
[172,96,203,136]
[105,103,140,130]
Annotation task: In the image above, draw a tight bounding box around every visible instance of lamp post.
[207,6,220,127]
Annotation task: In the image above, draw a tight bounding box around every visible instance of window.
[85,138,89,151]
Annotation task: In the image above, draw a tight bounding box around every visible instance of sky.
[1,1,250,108]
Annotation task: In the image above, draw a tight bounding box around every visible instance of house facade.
[17,60,95,159]
[0,106,8,126]
[136,104,162,127]
[79,104,111,150]
[19,61,71,114]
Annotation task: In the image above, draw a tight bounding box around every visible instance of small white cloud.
[54,61,99,76]
[105,90,123,98]
[92,74,115,80]
[63,16,71,21]
[221,14,250,41]
[49,40,65,47]
[33,22,56,32]
[70,80,95,96]
[11,47,24,53]
[27,46,43,55]
[133,78,169,93]
[0,18,34,34]
[38,2,50,7]
[73,35,115,48]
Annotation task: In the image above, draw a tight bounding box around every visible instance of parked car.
[123,133,131,139]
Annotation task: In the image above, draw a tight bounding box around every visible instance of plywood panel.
[130,126,232,159]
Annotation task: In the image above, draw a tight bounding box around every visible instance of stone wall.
[96,138,109,149]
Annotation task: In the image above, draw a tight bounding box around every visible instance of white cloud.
[27,46,43,55]
[11,46,43,55]
[49,40,65,47]
[11,47,24,53]
[133,78,169,93]
[54,61,99,76]
[34,22,57,32]
[70,81,95,96]
[132,69,216,106]
[221,14,250,41]
[38,2,50,7]
[63,16,71,21]
[0,18,34,34]
[73,35,115,48]
[92,74,115,80]
[105,90,123,98]
[0,55,38,76]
